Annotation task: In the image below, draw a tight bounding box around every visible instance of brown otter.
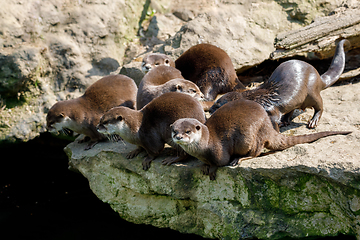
[171,99,351,180]
[209,39,350,130]
[175,43,245,101]
[136,65,204,109]
[46,74,138,150]
[141,53,175,73]
[96,92,206,170]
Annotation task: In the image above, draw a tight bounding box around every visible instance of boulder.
[65,75,360,239]
[157,0,352,73]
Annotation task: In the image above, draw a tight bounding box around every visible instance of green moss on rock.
[65,138,360,239]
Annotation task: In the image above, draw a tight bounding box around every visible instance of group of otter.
[47,40,352,180]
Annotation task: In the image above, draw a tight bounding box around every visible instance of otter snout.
[46,124,54,131]
[96,124,107,133]
[142,63,152,73]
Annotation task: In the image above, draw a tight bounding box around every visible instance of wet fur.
[46,74,137,150]
[172,99,351,180]
[136,65,204,109]
[175,43,245,100]
[97,92,206,170]
[210,39,350,129]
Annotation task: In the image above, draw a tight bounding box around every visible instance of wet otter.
[175,43,245,101]
[172,99,351,180]
[209,39,350,130]
[47,74,137,150]
[136,65,204,109]
[97,92,206,170]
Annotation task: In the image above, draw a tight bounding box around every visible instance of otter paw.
[209,172,216,181]
[162,157,177,166]
[307,119,318,129]
[201,164,210,175]
[142,158,152,170]
[229,158,239,166]
[126,147,144,159]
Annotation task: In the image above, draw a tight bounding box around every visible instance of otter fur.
[47,74,137,150]
[136,65,204,109]
[141,53,175,73]
[97,92,206,170]
[172,99,351,180]
[210,39,350,130]
[175,43,245,101]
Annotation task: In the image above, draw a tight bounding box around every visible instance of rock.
[0,0,145,142]
[156,1,354,72]
[160,1,301,72]
[119,61,144,86]
[173,9,195,22]
[0,47,42,98]
[145,14,185,41]
[65,77,360,239]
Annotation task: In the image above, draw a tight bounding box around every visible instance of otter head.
[97,107,138,144]
[46,102,74,135]
[171,118,203,147]
[142,53,175,73]
[167,79,205,101]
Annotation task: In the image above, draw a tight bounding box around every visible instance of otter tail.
[320,39,350,89]
[267,131,351,151]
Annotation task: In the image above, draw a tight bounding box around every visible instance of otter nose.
[96,124,106,131]
[175,135,183,141]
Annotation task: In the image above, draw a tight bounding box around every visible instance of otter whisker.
[60,128,72,135]
[105,134,112,141]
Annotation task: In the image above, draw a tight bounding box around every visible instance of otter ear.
[164,59,170,65]
[196,125,201,131]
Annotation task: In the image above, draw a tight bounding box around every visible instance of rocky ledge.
[65,82,360,239]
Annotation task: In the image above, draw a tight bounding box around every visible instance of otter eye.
[191,89,196,93]
[195,126,201,131]
[59,113,65,118]
[117,116,123,121]
[155,62,160,66]
[185,130,191,134]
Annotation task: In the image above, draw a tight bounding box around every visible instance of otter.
[97,92,206,170]
[136,65,204,109]
[175,43,245,101]
[141,53,175,73]
[171,99,351,180]
[209,39,350,130]
[46,74,138,150]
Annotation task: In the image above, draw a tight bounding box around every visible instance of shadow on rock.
[87,58,120,77]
